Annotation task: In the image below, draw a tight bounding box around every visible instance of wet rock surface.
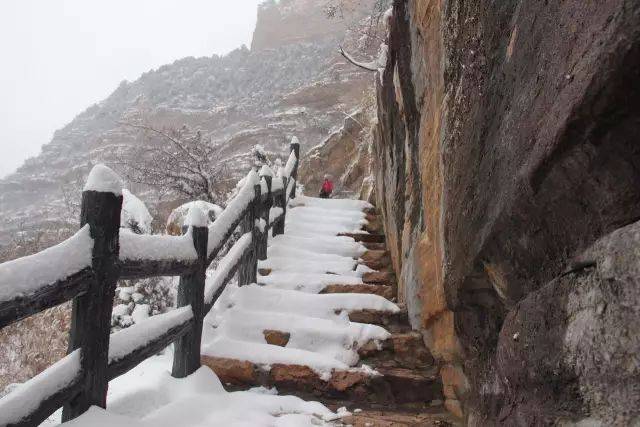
[374,0,640,423]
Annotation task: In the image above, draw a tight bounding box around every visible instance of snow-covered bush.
[111,276,177,331]
[112,191,177,331]
[166,200,223,236]
[121,189,153,234]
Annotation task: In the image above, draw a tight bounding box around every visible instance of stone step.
[201,357,442,406]
[360,249,392,270]
[363,213,384,234]
[362,242,387,251]
[338,232,385,243]
[336,405,459,427]
[362,270,396,285]
[321,283,395,300]
[359,332,434,370]
[346,308,410,332]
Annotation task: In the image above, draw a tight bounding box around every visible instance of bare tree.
[117,122,233,204]
[324,0,391,50]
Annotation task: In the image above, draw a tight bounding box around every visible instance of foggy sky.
[0,0,263,178]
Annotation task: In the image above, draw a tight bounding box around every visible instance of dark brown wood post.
[258,175,272,260]
[272,176,287,237]
[238,185,261,286]
[289,140,300,199]
[172,209,208,378]
[63,167,122,422]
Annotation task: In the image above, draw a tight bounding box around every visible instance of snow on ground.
[202,196,396,380]
[43,352,338,427]
[17,196,387,426]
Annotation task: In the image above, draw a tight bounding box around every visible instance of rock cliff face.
[298,88,376,199]
[373,0,640,423]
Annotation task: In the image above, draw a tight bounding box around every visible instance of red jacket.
[322,179,334,193]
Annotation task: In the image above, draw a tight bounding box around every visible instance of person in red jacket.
[319,175,334,198]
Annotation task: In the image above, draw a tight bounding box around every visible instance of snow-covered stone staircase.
[200,196,457,426]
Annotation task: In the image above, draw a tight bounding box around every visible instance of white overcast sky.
[0,0,263,178]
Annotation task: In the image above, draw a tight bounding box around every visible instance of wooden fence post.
[238,185,261,286]
[289,140,300,199]
[62,167,122,422]
[258,175,272,260]
[172,208,208,378]
[272,176,287,237]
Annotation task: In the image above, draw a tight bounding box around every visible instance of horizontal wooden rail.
[0,139,300,425]
[0,267,93,329]
[119,259,196,280]
[107,307,194,380]
[0,350,83,427]
[203,232,252,314]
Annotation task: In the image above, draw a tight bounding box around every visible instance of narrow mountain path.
[201,196,458,426]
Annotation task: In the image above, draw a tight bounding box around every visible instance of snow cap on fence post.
[290,136,300,155]
[185,205,208,228]
[83,164,123,195]
[259,164,274,178]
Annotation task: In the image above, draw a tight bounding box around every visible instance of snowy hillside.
[0,0,378,248]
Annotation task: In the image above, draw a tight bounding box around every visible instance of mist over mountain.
[0,0,376,248]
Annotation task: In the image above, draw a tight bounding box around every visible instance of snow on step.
[285,210,367,233]
[267,243,360,264]
[232,285,399,320]
[0,225,93,303]
[201,196,394,392]
[288,205,367,223]
[202,337,351,379]
[269,234,366,257]
[61,353,339,426]
[258,255,357,275]
[290,195,373,212]
[258,272,363,293]
[284,221,366,238]
[208,308,390,366]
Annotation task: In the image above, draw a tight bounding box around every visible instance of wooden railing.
[0,142,299,426]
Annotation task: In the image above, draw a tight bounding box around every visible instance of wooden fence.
[0,142,299,426]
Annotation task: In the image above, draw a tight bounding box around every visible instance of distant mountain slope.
[0,0,378,246]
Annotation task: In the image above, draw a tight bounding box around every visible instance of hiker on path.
[319,175,334,198]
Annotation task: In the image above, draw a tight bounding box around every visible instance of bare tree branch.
[339,46,378,71]
[116,121,228,203]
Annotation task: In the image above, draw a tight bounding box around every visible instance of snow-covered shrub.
[121,189,153,234]
[112,191,178,331]
[166,200,223,236]
[111,276,177,331]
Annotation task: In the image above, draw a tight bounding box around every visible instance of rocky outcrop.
[373,0,640,423]
[298,90,376,198]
